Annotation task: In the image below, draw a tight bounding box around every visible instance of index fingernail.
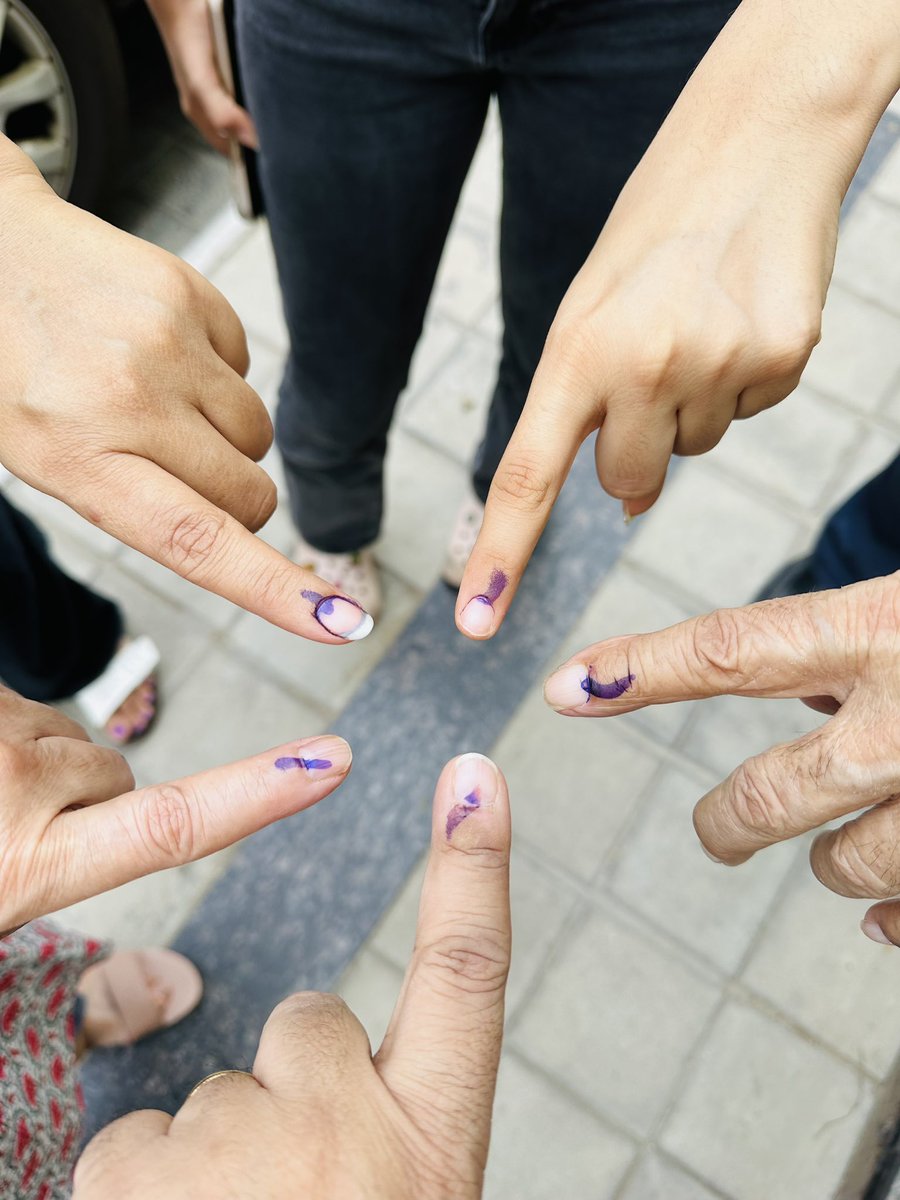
[544,663,636,711]
[459,570,507,638]
[302,590,374,641]
[446,753,498,840]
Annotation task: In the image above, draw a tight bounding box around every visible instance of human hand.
[456,0,900,640]
[543,573,900,946]
[0,683,351,936]
[0,153,371,642]
[145,0,257,154]
[74,754,511,1199]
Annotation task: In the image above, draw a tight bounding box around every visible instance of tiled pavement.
[5,93,900,1198]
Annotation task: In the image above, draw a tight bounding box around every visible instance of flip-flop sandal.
[74,635,161,744]
[78,949,203,1048]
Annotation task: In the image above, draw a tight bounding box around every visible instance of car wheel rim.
[0,0,77,197]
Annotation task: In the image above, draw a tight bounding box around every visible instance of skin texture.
[73,756,511,1200]
[0,139,366,644]
[457,0,900,639]
[0,683,351,935]
[144,0,258,155]
[543,572,900,946]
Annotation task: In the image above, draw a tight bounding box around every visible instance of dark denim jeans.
[0,494,122,700]
[236,0,734,552]
[812,453,900,588]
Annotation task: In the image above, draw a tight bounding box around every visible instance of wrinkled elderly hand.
[457,0,900,640]
[0,684,351,936]
[0,143,371,643]
[74,754,511,1200]
[543,573,900,946]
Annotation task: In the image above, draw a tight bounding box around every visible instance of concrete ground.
[4,86,900,1200]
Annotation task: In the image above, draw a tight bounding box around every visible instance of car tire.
[0,0,127,209]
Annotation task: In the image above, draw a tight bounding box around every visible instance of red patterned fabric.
[0,921,107,1199]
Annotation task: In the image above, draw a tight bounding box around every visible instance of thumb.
[376,755,511,1163]
[42,735,351,911]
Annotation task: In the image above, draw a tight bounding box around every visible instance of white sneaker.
[295,538,383,620]
[441,491,485,589]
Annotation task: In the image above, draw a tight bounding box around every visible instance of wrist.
[661,0,900,197]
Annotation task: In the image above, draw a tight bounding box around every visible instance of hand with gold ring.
[73,754,511,1200]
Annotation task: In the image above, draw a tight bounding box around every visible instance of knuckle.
[757,314,822,377]
[134,784,198,865]
[825,824,897,898]
[491,455,553,514]
[688,610,744,680]
[162,508,228,576]
[728,758,791,841]
[244,476,278,533]
[416,929,510,998]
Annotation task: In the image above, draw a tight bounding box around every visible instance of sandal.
[75,635,160,745]
[77,948,203,1048]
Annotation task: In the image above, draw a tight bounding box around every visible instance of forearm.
[641,0,900,202]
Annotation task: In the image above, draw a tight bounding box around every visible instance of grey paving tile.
[618,1153,724,1200]
[821,426,899,511]
[206,220,289,349]
[624,464,804,609]
[832,197,900,315]
[609,764,797,973]
[432,210,499,328]
[485,1053,636,1200]
[91,561,214,695]
[120,645,326,787]
[4,481,124,562]
[703,384,863,510]
[245,338,287,417]
[661,1001,874,1200]
[400,309,468,407]
[802,284,900,411]
[511,908,719,1137]
[400,332,499,465]
[50,849,237,950]
[458,104,502,224]
[226,568,422,713]
[494,689,661,881]
[378,429,469,589]
[129,136,230,227]
[554,563,698,746]
[871,141,900,209]
[744,869,900,1080]
[335,949,403,1051]
[370,848,580,1020]
[680,694,822,783]
[114,544,245,634]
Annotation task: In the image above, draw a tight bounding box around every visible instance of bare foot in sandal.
[77,948,203,1052]
[75,636,161,746]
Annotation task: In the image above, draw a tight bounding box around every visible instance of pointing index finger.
[544,594,844,716]
[376,755,511,1152]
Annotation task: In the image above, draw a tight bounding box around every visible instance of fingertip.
[456,567,510,640]
[439,753,509,848]
[270,735,352,783]
[862,904,900,947]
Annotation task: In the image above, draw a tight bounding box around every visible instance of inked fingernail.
[861,916,894,946]
[111,724,126,738]
[446,753,498,840]
[459,569,507,638]
[302,590,373,641]
[274,736,352,776]
[544,663,636,711]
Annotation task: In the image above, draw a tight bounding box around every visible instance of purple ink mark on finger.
[275,756,333,772]
[446,789,481,839]
[483,569,508,604]
[581,667,636,701]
